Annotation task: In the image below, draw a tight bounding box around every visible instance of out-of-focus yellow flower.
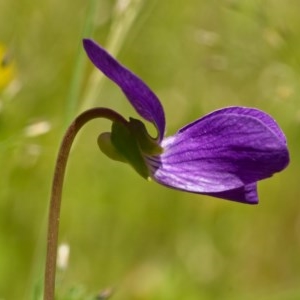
[0,43,16,91]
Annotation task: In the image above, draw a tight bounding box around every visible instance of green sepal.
[128,118,163,155]
[110,121,150,179]
[97,132,127,163]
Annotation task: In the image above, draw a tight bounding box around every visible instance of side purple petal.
[83,39,165,140]
[147,110,289,201]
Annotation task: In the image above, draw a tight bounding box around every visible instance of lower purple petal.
[147,110,289,201]
[204,183,258,204]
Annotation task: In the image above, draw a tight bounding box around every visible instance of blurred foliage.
[0,44,16,91]
[0,0,300,299]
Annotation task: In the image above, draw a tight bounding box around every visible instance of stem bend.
[44,107,127,300]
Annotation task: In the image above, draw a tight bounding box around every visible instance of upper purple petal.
[182,106,286,143]
[83,39,165,140]
[147,108,289,198]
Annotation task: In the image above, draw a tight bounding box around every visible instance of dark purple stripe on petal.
[83,39,165,140]
[204,183,258,204]
[148,111,289,197]
[147,154,258,204]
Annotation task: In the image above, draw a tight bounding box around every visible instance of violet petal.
[147,112,289,196]
[181,106,286,143]
[204,183,258,204]
[83,39,165,140]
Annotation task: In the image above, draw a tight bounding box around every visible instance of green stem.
[44,107,127,300]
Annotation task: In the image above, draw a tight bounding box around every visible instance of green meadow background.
[1,0,300,299]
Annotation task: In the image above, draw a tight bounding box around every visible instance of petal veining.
[180,106,286,143]
[148,112,289,195]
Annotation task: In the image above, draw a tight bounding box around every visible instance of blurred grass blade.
[64,0,98,126]
[80,0,145,112]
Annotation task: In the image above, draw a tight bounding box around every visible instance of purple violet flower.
[83,39,289,204]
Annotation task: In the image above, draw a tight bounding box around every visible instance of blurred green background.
[1,0,300,299]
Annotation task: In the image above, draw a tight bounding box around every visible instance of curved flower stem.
[44,107,127,300]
